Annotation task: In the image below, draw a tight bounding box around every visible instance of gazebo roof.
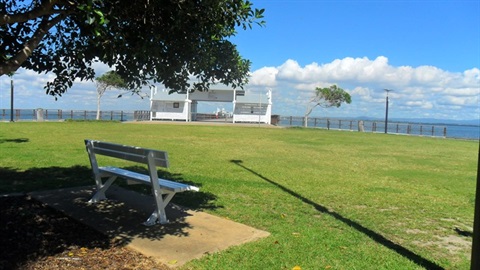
[151,82,269,104]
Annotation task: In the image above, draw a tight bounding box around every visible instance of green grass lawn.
[0,121,477,269]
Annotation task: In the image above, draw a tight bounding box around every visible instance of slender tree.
[0,0,265,97]
[304,85,352,127]
[95,71,127,120]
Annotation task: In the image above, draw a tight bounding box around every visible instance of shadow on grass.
[0,138,29,143]
[454,227,473,238]
[0,165,218,268]
[0,165,93,194]
[230,159,444,270]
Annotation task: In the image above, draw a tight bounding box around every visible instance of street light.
[384,89,393,134]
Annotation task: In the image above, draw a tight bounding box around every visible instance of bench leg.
[144,211,161,226]
[143,192,176,226]
[88,176,117,203]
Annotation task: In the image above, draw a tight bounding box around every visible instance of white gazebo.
[149,83,272,124]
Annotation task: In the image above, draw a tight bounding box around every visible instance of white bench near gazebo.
[149,82,272,124]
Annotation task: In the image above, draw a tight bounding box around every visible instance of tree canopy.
[0,0,265,97]
[95,70,127,99]
[304,85,352,126]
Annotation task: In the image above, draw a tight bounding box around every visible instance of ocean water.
[443,124,480,140]
[278,116,479,140]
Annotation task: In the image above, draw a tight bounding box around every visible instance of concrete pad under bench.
[29,185,270,267]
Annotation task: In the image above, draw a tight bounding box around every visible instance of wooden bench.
[84,139,199,226]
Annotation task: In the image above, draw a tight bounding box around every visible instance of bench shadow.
[229,159,444,270]
[40,185,200,242]
[118,165,218,210]
[0,165,218,266]
[0,165,217,210]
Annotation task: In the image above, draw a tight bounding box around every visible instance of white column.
[149,85,157,121]
[232,89,237,123]
[266,88,272,124]
[185,90,190,122]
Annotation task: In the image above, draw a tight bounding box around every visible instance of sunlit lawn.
[0,121,477,269]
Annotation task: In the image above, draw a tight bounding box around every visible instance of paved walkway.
[29,186,270,268]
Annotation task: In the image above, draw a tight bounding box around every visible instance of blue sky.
[1,0,479,121]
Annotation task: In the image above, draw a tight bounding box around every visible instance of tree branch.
[0,13,66,75]
[0,0,63,26]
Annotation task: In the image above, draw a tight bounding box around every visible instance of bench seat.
[99,166,200,193]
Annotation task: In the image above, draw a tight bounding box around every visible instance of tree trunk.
[304,103,318,128]
[96,96,101,120]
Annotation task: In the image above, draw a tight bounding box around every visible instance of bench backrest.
[85,139,169,168]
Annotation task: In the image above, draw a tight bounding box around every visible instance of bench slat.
[87,140,169,168]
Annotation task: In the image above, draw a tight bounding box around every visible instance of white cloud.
[443,87,479,96]
[249,67,277,86]
[276,59,304,81]
[462,68,480,85]
[252,56,480,120]
[441,95,478,106]
[405,100,433,109]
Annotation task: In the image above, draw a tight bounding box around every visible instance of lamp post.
[384,89,393,134]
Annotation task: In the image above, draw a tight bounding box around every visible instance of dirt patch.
[413,234,471,256]
[405,229,427,234]
[436,235,471,254]
[378,206,400,212]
